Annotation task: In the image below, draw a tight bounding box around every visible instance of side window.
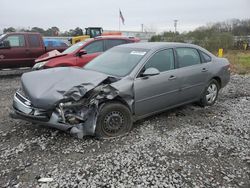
[105,39,127,50]
[144,49,175,72]
[176,48,201,68]
[200,51,211,63]
[83,40,104,54]
[4,35,25,47]
[28,35,40,48]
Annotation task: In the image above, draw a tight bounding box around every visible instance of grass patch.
[223,51,250,74]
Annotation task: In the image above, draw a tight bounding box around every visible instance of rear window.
[28,35,40,48]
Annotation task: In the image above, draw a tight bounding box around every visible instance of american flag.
[119,9,125,25]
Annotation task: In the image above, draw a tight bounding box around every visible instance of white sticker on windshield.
[130,51,146,56]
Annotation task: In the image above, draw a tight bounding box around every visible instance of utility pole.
[141,24,144,32]
[174,20,178,33]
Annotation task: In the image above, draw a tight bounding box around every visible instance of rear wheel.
[199,79,219,106]
[95,102,133,138]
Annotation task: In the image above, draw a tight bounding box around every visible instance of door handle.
[202,68,208,72]
[168,75,176,80]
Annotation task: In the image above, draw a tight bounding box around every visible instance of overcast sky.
[0,0,249,33]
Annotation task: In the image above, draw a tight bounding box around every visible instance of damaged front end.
[12,82,119,139]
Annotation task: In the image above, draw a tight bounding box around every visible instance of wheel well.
[212,77,221,88]
[100,96,132,112]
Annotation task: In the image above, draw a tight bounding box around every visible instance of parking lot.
[0,71,249,187]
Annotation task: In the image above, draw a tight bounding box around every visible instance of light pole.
[174,20,178,33]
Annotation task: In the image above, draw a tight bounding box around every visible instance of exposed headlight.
[17,87,26,97]
[32,61,48,70]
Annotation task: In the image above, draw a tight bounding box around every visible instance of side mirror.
[78,49,87,56]
[0,40,10,49]
[142,67,160,77]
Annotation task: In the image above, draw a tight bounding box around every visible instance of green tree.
[44,27,60,36]
[3,27,16,33]
[31,27,45,35]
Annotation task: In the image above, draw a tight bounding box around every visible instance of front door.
[134,49,181,117]
[76,40,104,67]
[0,34,28,68]
[26,34,45,66]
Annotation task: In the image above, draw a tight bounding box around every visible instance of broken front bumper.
[11,92,95,138]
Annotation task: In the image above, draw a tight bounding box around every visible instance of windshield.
[84,47,149,77]
[62,41,86,54]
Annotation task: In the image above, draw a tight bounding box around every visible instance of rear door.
[76,40,104,67]
[134,48,181,117]
[26,34,45,66]
[0,34,29,68]
[175,47,210,103]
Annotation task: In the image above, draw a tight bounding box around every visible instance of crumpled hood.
[35,50,66,63]
[21,67,108,109]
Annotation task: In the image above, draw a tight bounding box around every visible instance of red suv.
[33,36,140,69]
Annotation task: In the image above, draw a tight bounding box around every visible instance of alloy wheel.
[206,83,218,104]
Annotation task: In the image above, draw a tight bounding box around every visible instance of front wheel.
[199,79,219,107]
[95,102,133,138]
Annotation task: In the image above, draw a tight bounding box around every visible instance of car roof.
[117,42,214,56]
[118,42,202,50]
[6,32,41,35]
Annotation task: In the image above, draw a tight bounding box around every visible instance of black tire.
[95,102,133,138]
[199,79,220,107]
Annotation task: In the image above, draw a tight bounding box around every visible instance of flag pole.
[119,9,120,31]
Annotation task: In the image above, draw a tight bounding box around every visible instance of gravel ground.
[0,70,249,188]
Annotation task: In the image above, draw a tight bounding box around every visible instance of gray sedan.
[11,42,230,138]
